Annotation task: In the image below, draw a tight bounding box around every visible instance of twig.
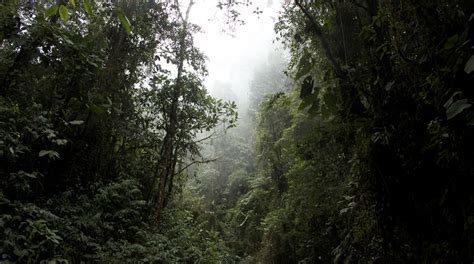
[174,156,221,176]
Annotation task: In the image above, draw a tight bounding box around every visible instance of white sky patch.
[189,0,284,107]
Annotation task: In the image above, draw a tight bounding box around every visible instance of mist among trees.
[1,0,473,263]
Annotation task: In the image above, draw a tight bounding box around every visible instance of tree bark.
[154,0,194,224]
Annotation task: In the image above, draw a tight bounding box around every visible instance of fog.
[189,0,284,109]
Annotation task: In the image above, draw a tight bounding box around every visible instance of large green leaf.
[443,91,462,109]
[446,99,471,120]
[116,10,132,35]
[59,5,69,21]
[83,0,92,15]
[38,150,60,160]
[45,5,59,17]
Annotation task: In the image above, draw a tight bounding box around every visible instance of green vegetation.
[1,0,473,263]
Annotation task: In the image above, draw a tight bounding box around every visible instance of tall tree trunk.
[154,0,194,224]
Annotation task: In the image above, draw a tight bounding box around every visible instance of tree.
[0,0,237,262]
[276,0,474,262]
[150,0,237,223]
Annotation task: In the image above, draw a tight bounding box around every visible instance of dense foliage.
[275,0,474,262]
[1,0,473,263]
[0,0,236,262]
[190,0,474,263]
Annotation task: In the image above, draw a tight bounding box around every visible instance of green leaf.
[39,150,60,160]
[339,208,349,215]
[55,139,68,146]
[69,0,76,7]
[61,35,74,46]
[116,11,132,35]
[18,171,38,179]
[59,5,69,21]
[444,34,458,50]
[69,120,84,125]
[45,5,59,17]
[443,91,462,109]
[384,81,395,91]
[24,173,37,179]
[464,55,474,74]
[83,0,92,15]
[446,99,471,120]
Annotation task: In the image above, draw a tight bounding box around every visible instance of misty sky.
[189,0,284,107]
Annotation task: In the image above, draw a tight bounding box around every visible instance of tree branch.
[174,157,220,176]
[174,0,194,23]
